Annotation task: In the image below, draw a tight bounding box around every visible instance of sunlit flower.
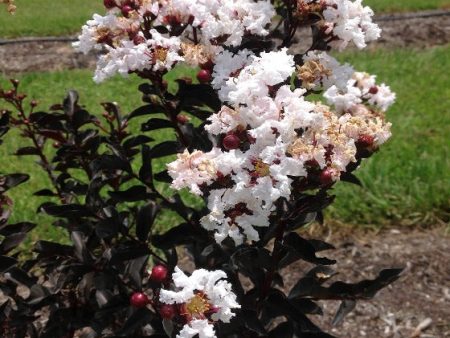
[160,267,240,338]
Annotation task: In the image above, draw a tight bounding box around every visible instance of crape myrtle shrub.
[0,0,402,337]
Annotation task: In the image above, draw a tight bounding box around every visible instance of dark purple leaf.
[0,232,27,254]
[141,118,173,132]
[332,300,356,326]
[0,255,16,273]
[14,147,40,156]
[0,222,36,236]
[136,202,159,242]
[109,186,153,202]
[149,141,181,159]
[127,104,165,120]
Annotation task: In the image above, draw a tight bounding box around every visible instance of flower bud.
[176,114,189,124]
[133,35,146,45]
[121,5,133,18]
[200,59,214,71]
[222,134,240,150]
[369,86,378,95]
[3,90,15,99]
[10,79,19,88]
[150,265,168,283]
[357,134,375,147]
[103,0,116,9]
[319,168,334,186]
[130,292,149,308]
[159,304,177,319]
[197,69,211,83]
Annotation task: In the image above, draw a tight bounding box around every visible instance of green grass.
[0,0,103,38]
[0,67,197,242]
[1,0,449,38]
[1,46,449,240]
[364,0,450,13]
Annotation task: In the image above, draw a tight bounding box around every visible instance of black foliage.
[0,5,404,334]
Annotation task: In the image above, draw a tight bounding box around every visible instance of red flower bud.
[369,86,378,95]
[150,265,168,283]
[200,59,214,72]
[121,5,133,18]
[159,304,177,319]
[103,0,116,9]
[357,134,375,147]
[176,114,189,124]
[319,168,334,186]
[130,292,149,308]
[222,134,240,150]
[133,35,146,45]
[197,69,211,83]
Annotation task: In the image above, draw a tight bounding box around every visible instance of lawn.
[1,46,449,237]
[1,0,449,38]
[364,0,450,13]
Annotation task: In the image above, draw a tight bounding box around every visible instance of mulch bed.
[1,10,450,74]
[285,226,450,338]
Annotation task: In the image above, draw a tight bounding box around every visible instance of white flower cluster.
[300,50,354,90]
[168,48,394,245]
[160,267,240,338]
[297,0,381,50]
[159,0,275,47]
[324,71,396,113]
[299,51,396,113]
[77,0,393,248]
[74,0,275,82]
[323,0,381,50]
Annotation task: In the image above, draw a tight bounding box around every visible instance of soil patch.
[285,227,450,338]
[1,10,450,74]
